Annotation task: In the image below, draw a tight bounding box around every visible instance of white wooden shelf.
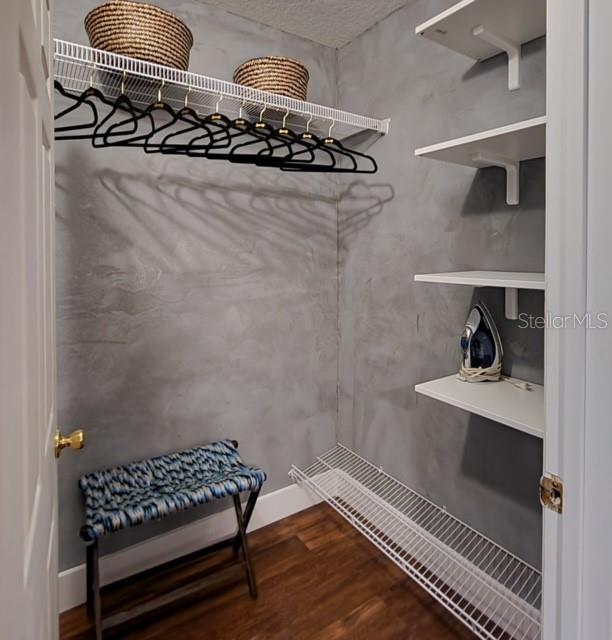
[414,116,546,205]
[415,375,544,439]
[415,0,546,91]
[414,270,545,319]
[414,270,545,289]
[414,117,546,166]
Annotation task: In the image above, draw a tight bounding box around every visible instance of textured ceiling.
[197,0,411,48]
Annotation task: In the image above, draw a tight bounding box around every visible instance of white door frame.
[581,1,612,637]
[544,0,612,638]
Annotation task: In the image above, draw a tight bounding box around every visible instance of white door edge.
[543,0,592,638]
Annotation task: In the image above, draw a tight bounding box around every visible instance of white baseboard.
[58,482,322,613]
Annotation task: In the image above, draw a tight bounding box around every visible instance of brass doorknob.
[54,429,85,458]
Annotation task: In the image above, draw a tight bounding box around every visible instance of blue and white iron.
[458,302,503,382]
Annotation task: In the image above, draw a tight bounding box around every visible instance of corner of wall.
[333,44,341,447]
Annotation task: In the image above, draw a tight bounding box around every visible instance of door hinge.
[539,473,563,514]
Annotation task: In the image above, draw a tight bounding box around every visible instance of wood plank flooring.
[60,503,477,640]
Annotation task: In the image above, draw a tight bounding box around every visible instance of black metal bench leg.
[232,493,258,599]
[242,489,260,530]
[88,540,103,640]
[232,488,260,554]
[86,543,94,617]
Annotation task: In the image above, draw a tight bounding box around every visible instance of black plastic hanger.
[227,103,301,165]
[55,77,379,172]
[257,114,335,171]
[85,72,144,148]
[277,132,337,171]
[255,112,325,169]
[184,99,298,162]
[96,80,176,148]
[55,73,142,144]
[188,98,263,159]
[299,138,377,173]
[54,80,100,139]
[141,86,218,154]
[164,93,237,156]
[282,120,377,174]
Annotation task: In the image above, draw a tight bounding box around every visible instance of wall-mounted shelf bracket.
[472,25,521,91]
[472,152,519,205]
[505,287,519,320]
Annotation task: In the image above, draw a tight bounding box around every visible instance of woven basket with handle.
[85,0,193,71]
[233,56,309,101]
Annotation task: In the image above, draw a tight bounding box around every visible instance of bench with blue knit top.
[79,439,266,639]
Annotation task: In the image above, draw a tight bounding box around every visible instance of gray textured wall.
[54,0,338,571]
[55,0,546,575]
[336,0,545,567]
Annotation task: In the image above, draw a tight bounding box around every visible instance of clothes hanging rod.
[53,39,390,138]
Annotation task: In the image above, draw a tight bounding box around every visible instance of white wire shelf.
[53,39,390,140]
[290,444,541,640]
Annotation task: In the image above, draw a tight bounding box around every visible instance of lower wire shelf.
[290,444,541,640]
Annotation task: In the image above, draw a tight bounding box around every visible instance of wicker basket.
[85,0,193,71]
[233,56,309,101]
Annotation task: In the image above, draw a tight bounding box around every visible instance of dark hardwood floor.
[61,503,477,640]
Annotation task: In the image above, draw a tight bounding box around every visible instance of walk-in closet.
[3,0,611,639]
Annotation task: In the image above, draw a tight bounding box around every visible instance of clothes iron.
[458,302,503,382]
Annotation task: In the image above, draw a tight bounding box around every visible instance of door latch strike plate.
[539,473,563,514]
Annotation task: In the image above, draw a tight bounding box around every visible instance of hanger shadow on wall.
[338,181,395,244]
[56,147,388,278]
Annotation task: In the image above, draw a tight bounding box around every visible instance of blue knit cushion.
[78,439,266,541]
